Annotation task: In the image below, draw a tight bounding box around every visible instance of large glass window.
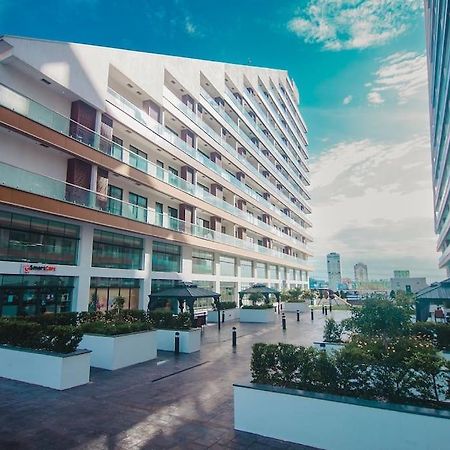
[240,260,253,278]
[0,275,74,317]
[150,279,178,311]
[295,269,301,281]
[269,265,278,279]
[0,211,79,265]
[108,185,123,216]
[220,255,235,276]
[279,266,286,280]
[168,206,179,231]
[192,249,214,274]
[193,280,215,310]
[129,192,148,222]
[256,262,267,278]
[90,277,140,312]
[92,229,143,269]
[220,282,236,302]
[129,145,148,172]
[152,241,181,272]
[155,202,164,227]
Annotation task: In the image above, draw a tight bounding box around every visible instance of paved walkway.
[0,310,349,450]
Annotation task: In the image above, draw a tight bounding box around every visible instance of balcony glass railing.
[162,88,312,229]
[0,83,311,248]
[0,161,308,264]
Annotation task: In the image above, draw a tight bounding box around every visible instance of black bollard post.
[310,307,314,321]
[329,303,332,312]
[322,305,325,314]
[174,331,180,354]
[325,306,328,316]
[222,310,225,323]
[232,327,237,347]
[278,301,281,315]
[297,310,300,322]
[274,306,277,313]
[282,313,286,330]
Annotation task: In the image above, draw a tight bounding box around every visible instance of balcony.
[0,161,310,265]
[0,83,312,249]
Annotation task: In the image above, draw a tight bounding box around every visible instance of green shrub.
[215,301,237,310]
[323,318,343,343]
[411,322,450,351]
[242,304,274,310]
[25,312,79,327]
[0,318,81,353]
[81,321,153,336]
[147,311,192,330]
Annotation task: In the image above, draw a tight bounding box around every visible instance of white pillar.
[140,237,153,309]
[75,224,94,312]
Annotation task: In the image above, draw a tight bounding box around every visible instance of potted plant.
[149,311,201,353]
[0,317,90,390]
[207,301,239,323]
[240,293,276,323]
[282,288,308,313]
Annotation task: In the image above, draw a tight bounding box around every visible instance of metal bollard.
[322,305,325,314]
[174,331,180,354]
[325,306,328,316]
[274,306,277,313]
[222,310,225,323]
[282,313,286,330]
[232,327,237,347]
[297,310,300,322]
[329,304,332,312]
[310,307,314,321]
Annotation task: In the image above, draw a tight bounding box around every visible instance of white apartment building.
[0,36,312,316]
[327,252,341,291]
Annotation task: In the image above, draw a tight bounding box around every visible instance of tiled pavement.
[0,310,349,450]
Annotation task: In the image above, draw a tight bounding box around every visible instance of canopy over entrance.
[238,283,281,307]
[148,282,220,326]
[415,278,450,321]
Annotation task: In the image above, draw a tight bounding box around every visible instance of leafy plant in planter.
[249,293,265,306]
[242,304,274,310]
[111,295,125,312]
[213,301,237,310]
[80,321,153,336]
[88,292,99,312]
[147,311,192,330]
[323,318,343,343]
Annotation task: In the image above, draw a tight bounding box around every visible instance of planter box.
[240,308,276,323]
[283,302,307,313]
[80,330,157,370]
[234,383,450,450]
[156,329,201,353]
[0,345,91,390]
[313,341,345,353]
[207,308,240,323]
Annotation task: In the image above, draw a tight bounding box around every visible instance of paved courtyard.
[0,310,349,450]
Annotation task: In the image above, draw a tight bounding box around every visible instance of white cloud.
[310,135,444,281]
[185,17,197,35]
[288,0,422,51]
[368,51,428,104]
[343,95,353,105]
[367,91,384,104]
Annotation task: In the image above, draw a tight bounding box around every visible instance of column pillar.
[75,224,94,312]
[237,227,247,240]
[263,237,272,248]
[210,216,222,232]
[179,204,196,224]
[236,171,245,182]
[141,237,153,310]
[262,214,272,226]
[181,165,196,184]
[211,184,223,197]
[236,199,247,212]
[210,152,222,167]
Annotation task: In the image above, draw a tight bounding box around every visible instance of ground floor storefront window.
[220,282,236,303]
[0,275,73,317]
[149,279,178,312]
[90,277,140,311]
[192,280,215,310]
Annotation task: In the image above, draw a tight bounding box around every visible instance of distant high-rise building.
[327,252,341,291]
[354,263,368,282]
[393,270,410,279]
[425,1,450,274]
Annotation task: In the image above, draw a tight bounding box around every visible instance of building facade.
[0,36,312,316]
[354,263,368,282]
[390,277,428,294]
[425,0,450,275]
[393,270,410,279]
[326,252,341,291]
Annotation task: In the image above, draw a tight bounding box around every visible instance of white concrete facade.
[0,36,312,315]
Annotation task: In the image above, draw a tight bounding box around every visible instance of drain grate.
[152,361,210,382]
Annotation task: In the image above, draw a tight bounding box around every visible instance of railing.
[200,88,310,202]
[0,161,309,264]
[0,83,311,248]
[162,88,312,230]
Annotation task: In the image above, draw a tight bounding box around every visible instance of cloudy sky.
[0,0,442,281]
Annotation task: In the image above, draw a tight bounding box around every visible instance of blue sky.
[0,0,442,281]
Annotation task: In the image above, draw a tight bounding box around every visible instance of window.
[156,160,164,179]
[168,166,178,176]
[240,260,253,278]
[90,277,140,312]
[220,255,235,276]
[92,229,143,269]
[256,262,267,278]
[0,211,79,265]
[192,281,215,309]
[197,183,209,193]
[150,279,178,311]
[129,192,147,222]
[129,145,148,172]
[168,206,179,231]
[192,249,214,274]
[155,202,163,227]
[269,265,278,279]
[108,185,123,216]
[197,218,210,229]
[112,136,124,160]
[152,241,181,272]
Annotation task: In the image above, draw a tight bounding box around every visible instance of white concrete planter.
[240,308,276,323]
[80,330,157,370]
[313,341,345,353]
[156,328,201,353]
[207,308,240,323]
[234,383,450,450]
[283,302,307,313]
[439,351,450,361]
[0,345,91,390]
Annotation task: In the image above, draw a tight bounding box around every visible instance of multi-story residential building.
[354,262,368,282]
[393,270,410,279]
[390,276,427,294]
[326,252,341,291]
[425,1,450,275]
[0,36,312,317]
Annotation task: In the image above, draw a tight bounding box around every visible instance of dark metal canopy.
[148,282,221,328]
[415,279,450,321]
